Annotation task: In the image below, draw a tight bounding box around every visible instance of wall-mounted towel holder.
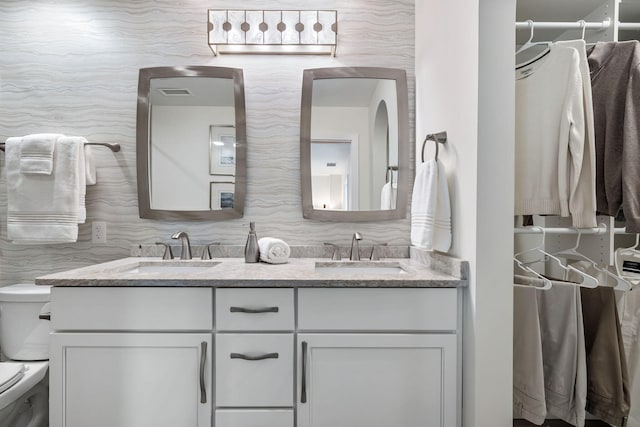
[0,141,121,152]
[421,131,447,162]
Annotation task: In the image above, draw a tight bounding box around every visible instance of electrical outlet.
[92,222,107,244]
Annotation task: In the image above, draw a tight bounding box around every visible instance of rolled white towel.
[258,237,291,264]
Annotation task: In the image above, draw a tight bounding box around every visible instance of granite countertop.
[35,252,467,288]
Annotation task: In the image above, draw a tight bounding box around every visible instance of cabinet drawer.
[51,287,212,331]
[216,334,293,407]
[216,288,294,331]
[298,288,458,331]
[215,409,293,427]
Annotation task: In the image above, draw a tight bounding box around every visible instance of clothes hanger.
[514,259,553,290]
[553,228,631,291]
[514,227,599,288]
[515,20,552,69]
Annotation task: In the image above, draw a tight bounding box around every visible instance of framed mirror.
[300,67,409,221]
[137,66,246,220]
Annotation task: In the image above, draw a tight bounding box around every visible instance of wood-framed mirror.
[300,67,409,221]
[137,66,246,220]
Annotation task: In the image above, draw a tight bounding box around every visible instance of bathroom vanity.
[37,252,466,427]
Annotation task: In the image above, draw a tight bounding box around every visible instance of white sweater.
[515,44,591,227]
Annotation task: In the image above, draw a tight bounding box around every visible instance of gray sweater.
[588,41,640,231]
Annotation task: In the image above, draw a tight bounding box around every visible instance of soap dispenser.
[244,222,260,263]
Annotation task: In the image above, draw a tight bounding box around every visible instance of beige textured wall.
[0,0,415,285]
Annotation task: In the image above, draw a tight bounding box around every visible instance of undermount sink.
[315,261,408,275]
[124,261,220,274]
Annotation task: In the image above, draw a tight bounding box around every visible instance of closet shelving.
[514,2,640,426]
[515,0,640,265]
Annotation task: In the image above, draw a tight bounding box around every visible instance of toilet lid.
[0,363,25,394]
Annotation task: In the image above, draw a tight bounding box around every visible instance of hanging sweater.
[588,41,640,232]
[515,44,591,227]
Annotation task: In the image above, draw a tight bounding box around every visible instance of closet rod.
[618,22,640,30]
[0,141,121,152]
[515,19,611,31]
[514,225,608,235]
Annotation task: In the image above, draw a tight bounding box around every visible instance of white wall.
[151,105,234,210]
[416,0,515,425]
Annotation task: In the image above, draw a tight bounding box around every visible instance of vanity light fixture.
[207,10,337,56]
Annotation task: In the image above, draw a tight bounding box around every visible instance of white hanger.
[554,228,631,291]
[514,227,599,288]
[514,259,553,290]
[515,20,551,58]
[579,20,587,40]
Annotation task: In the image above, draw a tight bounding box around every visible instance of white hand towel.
[380,182,397,210]
[84,145,97,185]
[7,137,82,244]
[258,237,291,264]
[411,159,451,252]
[59,136,87,223]
[19,133,62,175]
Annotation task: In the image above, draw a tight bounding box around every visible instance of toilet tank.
[0,284,51,361]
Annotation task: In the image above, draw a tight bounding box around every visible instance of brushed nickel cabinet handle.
[301,341,308,403]
[200,342,207,404]
[229,306,279,314]
[39,313,51,320]
[230,352,279,361]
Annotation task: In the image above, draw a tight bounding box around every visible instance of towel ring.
[421,131,448,162]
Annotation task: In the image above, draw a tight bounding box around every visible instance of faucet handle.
[155,242,173,260]
[324,243,341,260]
[370,243,388,261]
[201,243,221,260]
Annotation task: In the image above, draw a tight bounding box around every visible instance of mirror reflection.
[301,67,409,222]
[137,66,246,220]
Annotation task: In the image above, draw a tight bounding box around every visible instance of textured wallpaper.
[0,0,415,285]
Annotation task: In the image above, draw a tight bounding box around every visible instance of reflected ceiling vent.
[326,162,336,167]
[158,88,192,96]
[207,9,337,56]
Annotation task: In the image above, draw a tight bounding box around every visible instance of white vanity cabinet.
[48,285,461,427]
[49,287,213,427]
[297,288,460,427]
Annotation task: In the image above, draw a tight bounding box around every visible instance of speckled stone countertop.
[35,247,467,288]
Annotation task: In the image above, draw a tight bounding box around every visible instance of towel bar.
[0,141,121,152]
[421,131,447,162]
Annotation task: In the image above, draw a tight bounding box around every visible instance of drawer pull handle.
[301,341,308,403]
[200,342,207,404]
[230,352,279,361]
[230,306,279,314]
[39,313,51,321]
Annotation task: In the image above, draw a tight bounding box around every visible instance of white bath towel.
[19,133,62,175]
[84,145,97,185]
[380,182,397,210]
[258,237,291,264]
[59,136,87,223]
[411,158,451,252]
[7,137,83,244]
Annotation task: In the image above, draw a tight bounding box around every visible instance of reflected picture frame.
[209,125,236,176]
[210,182,235,210]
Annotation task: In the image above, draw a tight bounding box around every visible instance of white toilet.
[0,284,51,427]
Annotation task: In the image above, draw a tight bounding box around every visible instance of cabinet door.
[297,334,457,427]
[50,332,212,427]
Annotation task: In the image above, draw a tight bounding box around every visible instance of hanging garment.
[537,283,587,427]
[554,40,597,229]
[580,286,631,426]
[513,286,547,424]
[588,41,640,232]
[619,289,640,427]
[515,44,591,227]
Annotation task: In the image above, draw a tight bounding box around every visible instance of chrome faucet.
[350,232,362,261]
[171,231,192,260]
